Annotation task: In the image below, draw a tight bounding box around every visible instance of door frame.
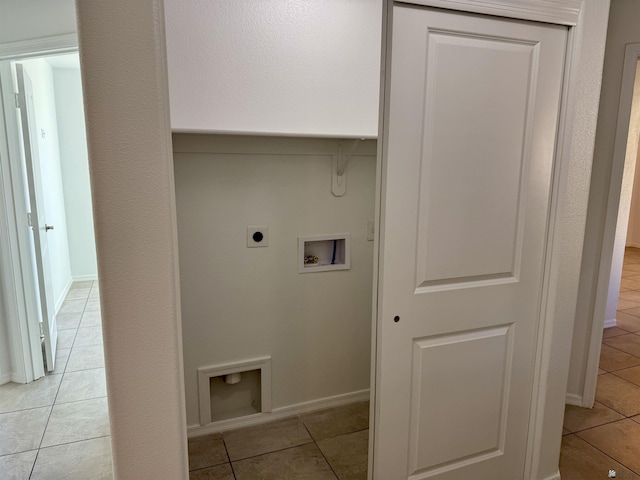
[371,1,608,479]
[0,33,78,383]
[582,43,640,407]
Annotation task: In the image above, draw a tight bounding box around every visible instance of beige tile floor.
[0,281,112,479]
[560,247,640,480]
[187,401,369,480]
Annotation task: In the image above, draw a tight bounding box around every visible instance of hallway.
[559,247,640,478]
[0,281,111,479]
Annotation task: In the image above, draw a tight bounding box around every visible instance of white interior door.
[373,5,566,479]
[16,64,58,372]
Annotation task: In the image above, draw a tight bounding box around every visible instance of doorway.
[578,45,640,409]
[0,52,99,382]
[0,51,112,478]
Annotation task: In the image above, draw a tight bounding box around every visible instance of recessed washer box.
[298,234,350,273]
[197,357,272,426]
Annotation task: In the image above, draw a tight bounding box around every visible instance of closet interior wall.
[173,134,376,428]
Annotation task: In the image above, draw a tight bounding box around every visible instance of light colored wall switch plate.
[367,221,375,241]
[247,226,269,247]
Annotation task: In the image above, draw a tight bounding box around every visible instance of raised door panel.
[415,30,537,289]
[409,325,513,472]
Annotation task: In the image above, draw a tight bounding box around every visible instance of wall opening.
[197,357,272,426]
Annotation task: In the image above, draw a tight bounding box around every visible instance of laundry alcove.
[163,0,383,435]
[172,134,378,433]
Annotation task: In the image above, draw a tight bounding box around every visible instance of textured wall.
[75,1,188,477]
[52,66,97,281]
[173,135,375,427]
[568,0,640,402]
[163,0,382,137]
[1,0,382,137]
[529,0,610,478]
[607,61,640,322]
[0,0,76,44]
[0,288,12,383]
[625,109,640,248]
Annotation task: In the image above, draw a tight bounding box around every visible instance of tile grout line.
[30,283,93,478]
[562,252,640,479]
[601,342,640,361]
[567,416,634,435]
[220,434,238,480]
[68,307,83,350]
[0,394,60,416]
[28,449,39,479]
[299,416,340,480]
[225,438,316,464]
[35,434,112,452]
[0,281,97,479]
[571,432,640,477]
[34,291,88,451]
[53,394,108,407]
[587,253,640,476]
[609,370,640,389]
[188,409,370,478]
[596,388,640,419]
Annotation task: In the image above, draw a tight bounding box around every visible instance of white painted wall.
[625,115,640,248]
[1,0,382,137]
[607,62,640,329]
[52,66,97,281]
[567,0,639,401]
[527,2,610,476]
[173,135,375,427]
[76,1,189,476]
[18,59,72,310]
[163,0,382,137]
[0,142,15,384]
[0,287,13,383]
[0,0,77,44]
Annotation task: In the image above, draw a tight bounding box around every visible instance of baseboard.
[0,372,13,385]
[603,318,617,329]
[72,274,98,282]
[626,242,640,249]
[565,393,584,407]
[187,389,370,438]
[55,278,73,315]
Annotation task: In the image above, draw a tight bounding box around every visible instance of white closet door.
[374,5,566,479]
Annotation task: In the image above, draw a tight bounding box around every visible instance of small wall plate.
[247,226,269,247]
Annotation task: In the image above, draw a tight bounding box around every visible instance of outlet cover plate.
[247,226,269,247]
[367,221,375,241]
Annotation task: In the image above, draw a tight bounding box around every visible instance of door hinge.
[39,321,44,337]
[27,212,32,227]
[14,92,20,109]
